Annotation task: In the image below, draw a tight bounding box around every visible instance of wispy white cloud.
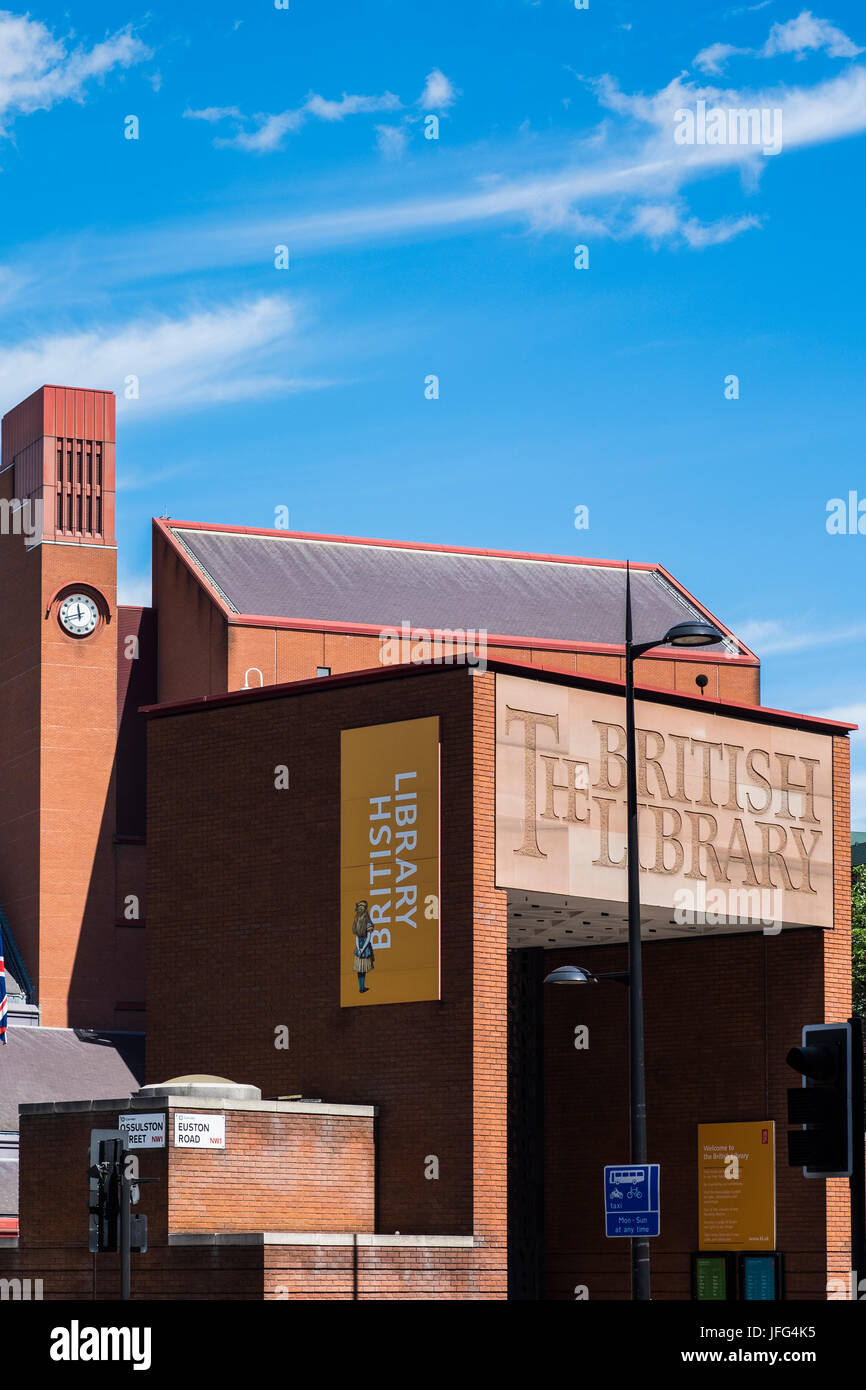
[806,698,865,820]
[695,43,752,75]
[680,211,764,245]
[375,124,409,160]
[625,204,763,248]
[217,110,305,153]
[727,2,772,14]
[552,199,763,249]
[0,12,150,133]
[187,69,458,156]
[0,297,333,418]
[695,9,862,73]
[186,87,402,153]
[2,30,864,304]
[305,91,401,121]
[812,699,865,727]
[370,69,460,161]
[736,618,866,655]
[419,69,457,110]
[590,63,866,161]
[764,11,863,60]
[116,463,186,493]
[185,104,244,123]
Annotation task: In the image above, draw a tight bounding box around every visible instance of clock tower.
[0,385,119,1027]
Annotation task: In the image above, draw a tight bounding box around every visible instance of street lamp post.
[624,565,651,1302]
[546,562,724,1302]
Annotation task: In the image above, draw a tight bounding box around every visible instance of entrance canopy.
[507,886,807,948]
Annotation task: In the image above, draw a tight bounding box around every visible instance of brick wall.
[41,540,118,1027]
[166,1106,374,1234]
[116,606,156,838]
[147,667,482,1237]
[17,1099,374,1244]
[263,1239,500,1300]
[217,621,760,706]
[3,1096,493,1301]
[471,671,509,1254]
[152,525,226,703]
[0,485,42,994]
[825,734,854,1289]
[0,1239,493,1301]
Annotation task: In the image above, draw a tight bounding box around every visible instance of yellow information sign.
[340,716,440,1007]
[698,1121,776,1250]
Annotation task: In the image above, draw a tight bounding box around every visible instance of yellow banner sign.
[698,1121,776,1250]
[340,716,440,1006]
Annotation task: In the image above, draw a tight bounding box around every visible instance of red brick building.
[0,383,855,1299]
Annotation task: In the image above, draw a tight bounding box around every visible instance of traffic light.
[88,1134,124,1253]
[786,1022,854,1177]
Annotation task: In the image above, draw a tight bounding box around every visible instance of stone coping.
[19,1097,377,1118]
[169,1232,478,1248]
[0,1234,477,1252]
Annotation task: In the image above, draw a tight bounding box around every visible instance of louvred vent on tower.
[1,385,115,546]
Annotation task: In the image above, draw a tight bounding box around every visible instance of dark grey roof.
[0,1029,145,1132]
[170,530,739,652]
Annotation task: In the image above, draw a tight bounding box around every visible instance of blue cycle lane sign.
[604,1164,660,1238]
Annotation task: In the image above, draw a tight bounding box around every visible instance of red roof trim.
[156,516,660,570]
[142,655,855,735]
[654,563,758,663]
[155,519,239,617]
[37,383,115,393]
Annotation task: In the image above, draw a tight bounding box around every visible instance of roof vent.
[136,1074,261,1102]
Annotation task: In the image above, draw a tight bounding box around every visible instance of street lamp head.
[543,965,597,985]
[662,620,724,649]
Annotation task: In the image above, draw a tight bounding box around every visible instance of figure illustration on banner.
[352,900,375,993]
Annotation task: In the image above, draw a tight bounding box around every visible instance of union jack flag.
[0,922,7,1045]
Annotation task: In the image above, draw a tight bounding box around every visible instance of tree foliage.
[853,865,866,1020]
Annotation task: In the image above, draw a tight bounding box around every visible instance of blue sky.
[2,1,866,816]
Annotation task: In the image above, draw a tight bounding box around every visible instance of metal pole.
[625,564,651,1301]
[120,1150,131,1302]
[849,1015,865,1299]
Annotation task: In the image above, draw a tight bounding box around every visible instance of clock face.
[59,593,99,637]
